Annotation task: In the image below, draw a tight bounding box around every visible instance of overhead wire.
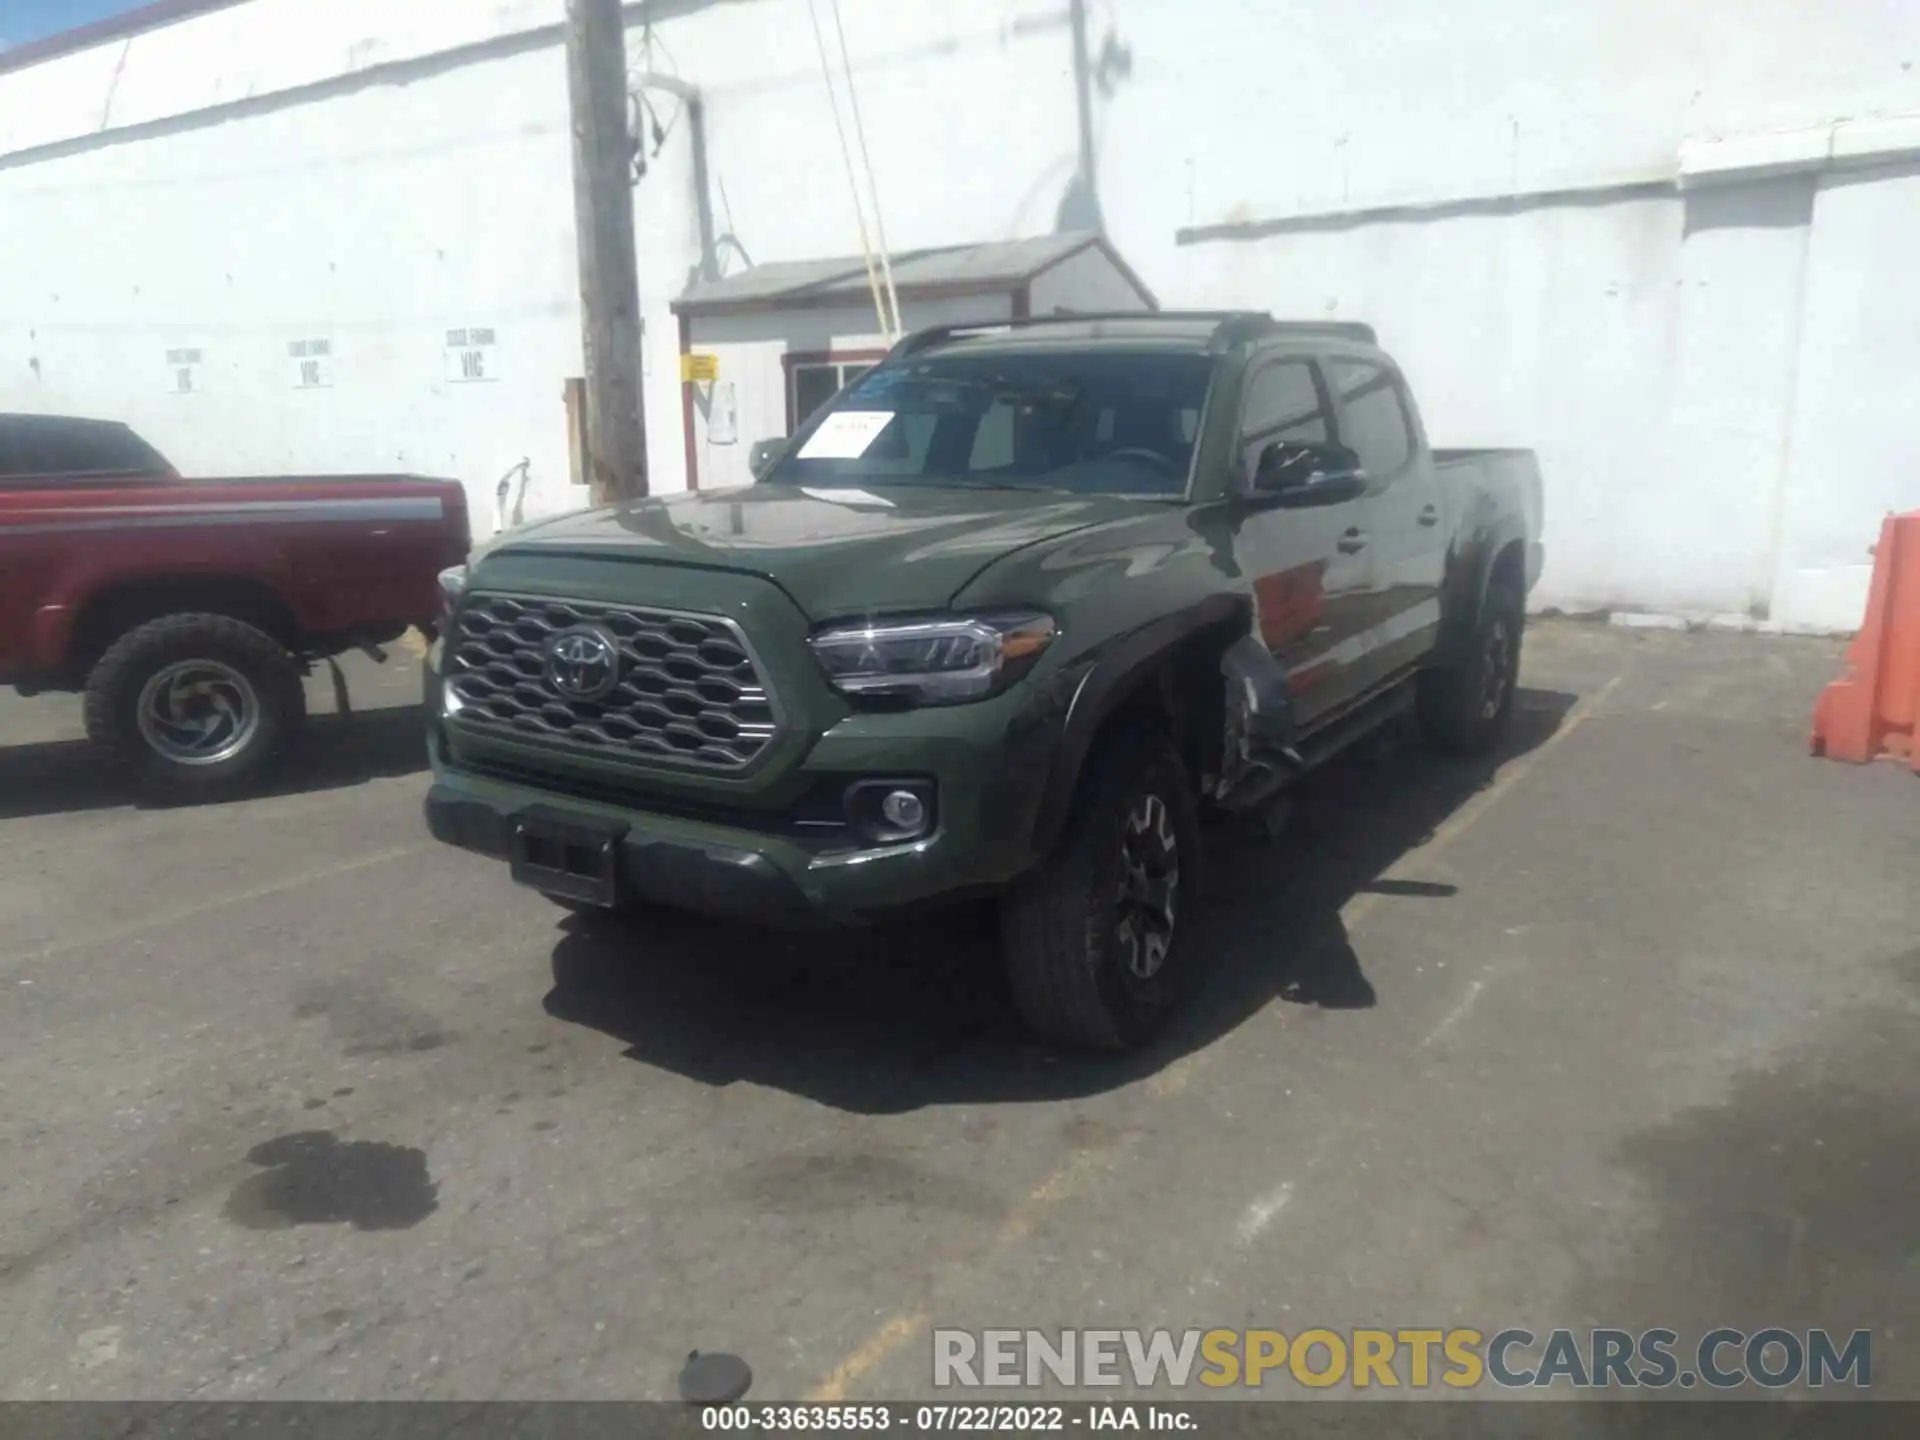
[827,0,900,339]
[804,0,891,341]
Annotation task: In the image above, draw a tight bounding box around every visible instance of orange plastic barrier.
[1810,511,1920,771]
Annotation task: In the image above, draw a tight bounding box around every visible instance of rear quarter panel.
[1430,448,1545,661]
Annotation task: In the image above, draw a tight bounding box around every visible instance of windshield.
[764,348,1217,498]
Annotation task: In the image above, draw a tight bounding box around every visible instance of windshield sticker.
[800,487,896,508]
[797,410,895,459]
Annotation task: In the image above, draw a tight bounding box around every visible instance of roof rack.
[889,311,1376,359]
[1214,317,1379,349]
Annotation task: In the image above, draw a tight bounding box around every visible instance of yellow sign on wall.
[681,352,719,383]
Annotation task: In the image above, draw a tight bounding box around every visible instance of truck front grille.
[447,592,781,771]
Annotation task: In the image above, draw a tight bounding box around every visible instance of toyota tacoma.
[424,312,1542,1050]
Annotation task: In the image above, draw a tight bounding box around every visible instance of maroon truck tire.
[83,613,307,802]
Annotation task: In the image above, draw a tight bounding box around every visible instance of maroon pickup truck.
[0,413,470,799]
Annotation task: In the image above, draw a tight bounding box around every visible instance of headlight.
[437,564,468,617]
[808,612,1056,705]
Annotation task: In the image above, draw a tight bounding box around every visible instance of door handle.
[1337,528,1367,554]
[1418,505,1440,527]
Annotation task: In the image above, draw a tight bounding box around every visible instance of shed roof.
[672,232,1156,315]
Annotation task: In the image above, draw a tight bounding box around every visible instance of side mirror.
[749,437,790,480]
[1251,441,1366,504]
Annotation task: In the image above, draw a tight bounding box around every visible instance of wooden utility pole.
[566,0,648,503]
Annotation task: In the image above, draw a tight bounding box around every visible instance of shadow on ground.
[0,704,428,820]
[1562,945,1920,1404]
[542,687,1578,1112]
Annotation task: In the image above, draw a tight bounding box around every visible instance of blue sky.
[1,0,147,48]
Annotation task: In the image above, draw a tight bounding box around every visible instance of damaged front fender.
[1213,634,1305,812]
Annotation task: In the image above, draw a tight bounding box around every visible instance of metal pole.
[1069,0,1099,226]
[566,0,648,503]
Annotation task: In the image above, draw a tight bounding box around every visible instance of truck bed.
[0,472,470,682]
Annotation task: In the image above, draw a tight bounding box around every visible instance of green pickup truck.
[424,312,1542,1050]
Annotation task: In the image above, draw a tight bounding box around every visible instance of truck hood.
[487,484,1165,619]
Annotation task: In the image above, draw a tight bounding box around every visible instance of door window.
[1239,358,1331,474]
[1327,360,1413,479]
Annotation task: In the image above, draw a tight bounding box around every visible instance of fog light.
[845,779,936,845]
[880,789,927,834]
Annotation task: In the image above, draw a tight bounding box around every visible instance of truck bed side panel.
[1428,449,1545,666]
[0,477,468,679]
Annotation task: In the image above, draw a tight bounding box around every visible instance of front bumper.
[425,783,829,926]
[424,685,1067,929]
[423,558,1074,926]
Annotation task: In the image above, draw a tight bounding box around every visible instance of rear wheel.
[83,613,306,802]
[1418,576,1523,755]
[999,729,1203,1051]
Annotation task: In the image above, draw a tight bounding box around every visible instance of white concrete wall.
[1660,179,1816,621]
[2,0,1917,624]
[1097,0,1920,290]
[0,37,585,533]
[1101,0,1920,630]
[0,0,1082,531]
[1771,161,1920,632]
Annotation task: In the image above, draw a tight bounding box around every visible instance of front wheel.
[999,730,1203,1051]
[83,613,307,802]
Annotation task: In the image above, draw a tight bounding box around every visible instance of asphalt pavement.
[1,621,1915,1401]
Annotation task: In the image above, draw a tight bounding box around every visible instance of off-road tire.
[83,613,306,802]
[1417,577,1524,755]
[999,729,1203,1051]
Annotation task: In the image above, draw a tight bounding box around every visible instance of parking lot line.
[812,669,1626,1396]
[0,842,430,969]
[807,1130,1137,1402]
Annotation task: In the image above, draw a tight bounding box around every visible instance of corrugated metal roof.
[673,233,1106,312]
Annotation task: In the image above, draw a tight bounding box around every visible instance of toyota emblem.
[544,627,619,701]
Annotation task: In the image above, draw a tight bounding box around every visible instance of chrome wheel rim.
[136,660,260,765]
[1116,792,1179,980]
[1479,619,1514,721]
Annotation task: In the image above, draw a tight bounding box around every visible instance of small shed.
[669,231,1157,491]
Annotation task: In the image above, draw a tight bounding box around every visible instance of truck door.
[1328,357,1444,685]
[1229,354,1373,727]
